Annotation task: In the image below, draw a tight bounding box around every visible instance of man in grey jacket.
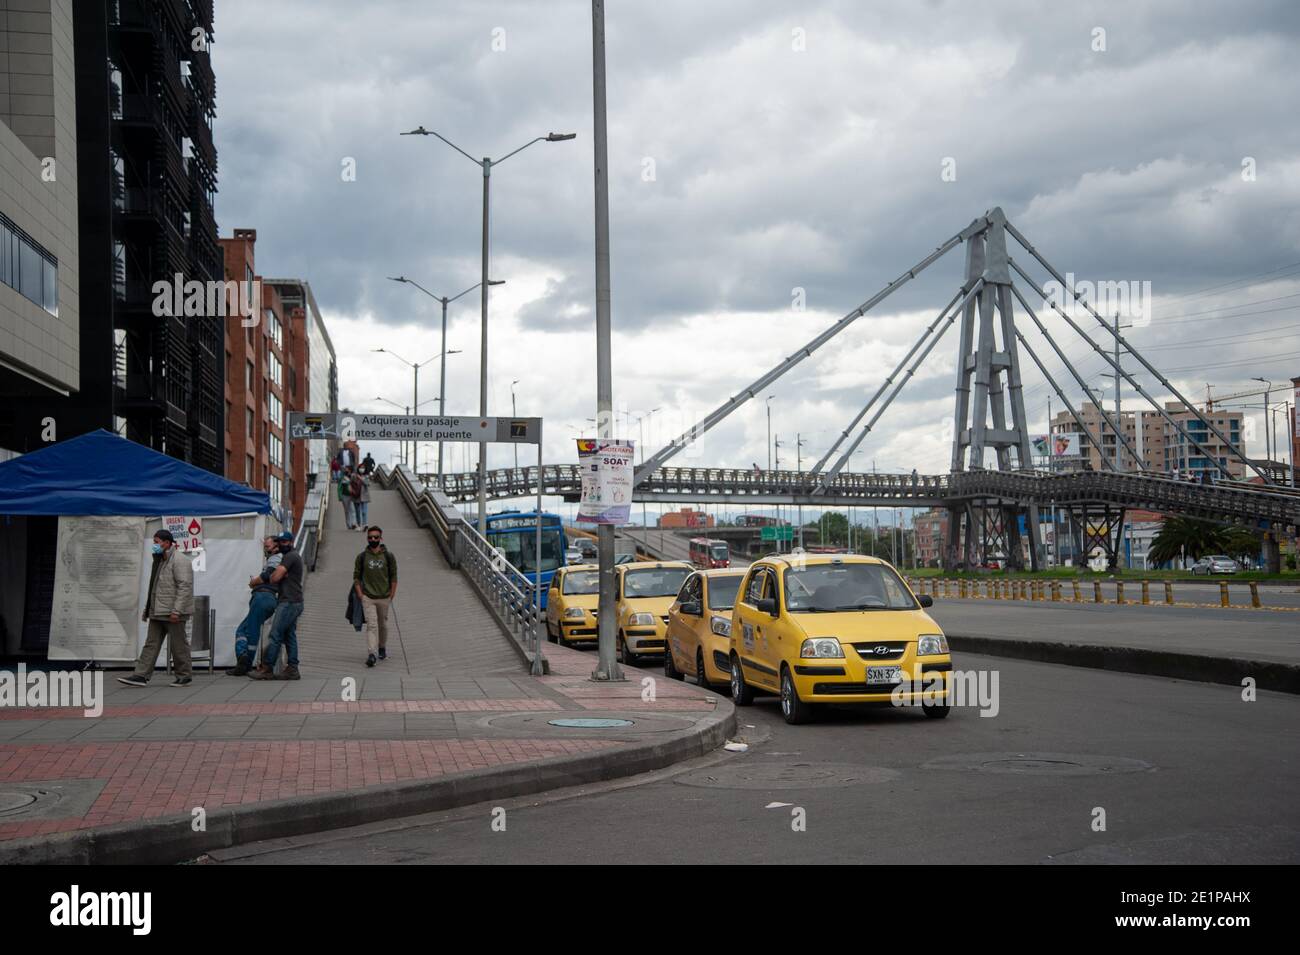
[118,529,195,687]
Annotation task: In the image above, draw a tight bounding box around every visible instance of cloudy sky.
[212,0,1300,508]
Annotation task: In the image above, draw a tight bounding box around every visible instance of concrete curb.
[949,634,1300,695]
[0,701,735,866]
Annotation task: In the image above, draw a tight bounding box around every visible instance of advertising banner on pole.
[576,439,634,525]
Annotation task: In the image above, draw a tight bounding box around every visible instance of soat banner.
[576,439,634,525]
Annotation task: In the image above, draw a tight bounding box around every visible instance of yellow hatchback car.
[729,554,953,724]
[615,560,693,664]
[665,569,746,689]
[545,564,600,646]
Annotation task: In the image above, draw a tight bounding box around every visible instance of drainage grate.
[0,780,107,820]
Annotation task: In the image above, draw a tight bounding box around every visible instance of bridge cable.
[631,216,992,485]
[1005,222,1267,483]
[1012,327,1117,472]
[808,287,965,478]
[1008,281,1144,470]
[817,279,984,488]
[1010,269,1245,482]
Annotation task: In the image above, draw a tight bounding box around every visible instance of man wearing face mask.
[118,529,194,687]
[249,531,305,680]
[354,526,397,667]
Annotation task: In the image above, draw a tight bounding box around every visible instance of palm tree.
[1147,516,1229,568]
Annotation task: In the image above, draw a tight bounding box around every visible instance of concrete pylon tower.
[948,208,1042,570]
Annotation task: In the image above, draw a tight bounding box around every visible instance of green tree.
[1147,516,1229,567]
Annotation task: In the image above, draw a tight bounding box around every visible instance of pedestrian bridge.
[422,465,1300,529]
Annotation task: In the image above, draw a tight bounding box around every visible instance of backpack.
[350,474,363,499]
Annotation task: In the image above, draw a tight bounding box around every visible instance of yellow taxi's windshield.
[623,566,690,598]
[562,570,599,595]
[782,563,917,612]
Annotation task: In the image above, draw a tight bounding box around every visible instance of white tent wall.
[141,514,270,667]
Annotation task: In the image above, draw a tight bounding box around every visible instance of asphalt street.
[214,651,1300,865]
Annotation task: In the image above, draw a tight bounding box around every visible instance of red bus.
[689,537,730,568]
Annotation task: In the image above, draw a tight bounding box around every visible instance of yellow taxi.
[665,569,746,689]
[545,564,600,646]
[729,553,953,724]
[614,560,693,664]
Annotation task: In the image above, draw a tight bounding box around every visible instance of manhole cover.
[923,752,1153,776]
[0,791,39,815]
[677,762,901,791]
[548,718,634,728]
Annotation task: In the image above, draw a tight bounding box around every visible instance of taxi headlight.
[799,637,844,659]
[917,634,949,656]
[630,612,655,626]
[710,615,731,637]
[563,607,586,619]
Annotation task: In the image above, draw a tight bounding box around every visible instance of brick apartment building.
[220,228,302,524]
[913,508,948,566]
[658,507,714,529]
[1051,400,1245,479]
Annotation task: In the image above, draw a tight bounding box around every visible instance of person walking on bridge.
[355,526,397,667]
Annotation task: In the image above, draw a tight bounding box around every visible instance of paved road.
[927,600,1300,665]
[219,651,1300,864]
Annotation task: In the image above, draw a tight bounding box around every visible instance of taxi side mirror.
[681,600,702,616]
[756,597,778,617]
[917,594,934,608]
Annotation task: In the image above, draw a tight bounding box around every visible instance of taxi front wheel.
[780,666,814,725]
[923,702,952,719]
[730,654,755,706]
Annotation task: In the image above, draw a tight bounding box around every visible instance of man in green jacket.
[119,529,194,687]
[355,525,397,667]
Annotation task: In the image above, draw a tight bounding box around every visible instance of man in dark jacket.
[228,535,281,676]
[354,526,397,667]
[118,529,194,687]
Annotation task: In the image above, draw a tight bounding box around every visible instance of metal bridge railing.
[378,464,545,673]
[294,476,328,572]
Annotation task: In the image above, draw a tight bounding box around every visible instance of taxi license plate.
[867,666,902,685]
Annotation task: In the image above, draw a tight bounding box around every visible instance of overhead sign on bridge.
[289,412,540,444]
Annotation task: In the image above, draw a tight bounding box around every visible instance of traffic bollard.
[1141,580,1150,605]
[1093,581,1103,603]
[1249,582,1260,608]
[1051,581,1061,602]
[1164,580,1174,605]
[959,579,968,599]
[1072,580,1082,603]
[986,579,995,599]
[1220,581,1230,607]
[944,579,951,598]
[1115,581,1125,605]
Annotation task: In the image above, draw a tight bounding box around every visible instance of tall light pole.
[388,276,503,480]
[796,433,808,549]
[373,396,410,465]
[511,379,521,469]
[1252,377,1273,465]
[402,125,575,529]
[372,347,461,477]
[765,394,775,470]
[591,0,619,681]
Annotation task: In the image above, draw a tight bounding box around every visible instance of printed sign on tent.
[162,515,204,553]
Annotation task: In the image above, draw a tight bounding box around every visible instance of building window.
[269,353,282,387]
[1,212,59,316]
[269,433,283,469]
[246,360,254,389]
[269,392,282,427]
[246,454,254,483]
[270,473,283,504]
[246,408,254,436]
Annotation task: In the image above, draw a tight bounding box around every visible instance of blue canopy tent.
[0,432,272,661]
[0,430,270,516]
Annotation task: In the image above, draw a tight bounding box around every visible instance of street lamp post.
[1252,377,1273,465]
[373,396,410,464]
[372,347,461,479]
[402,126,576,530]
